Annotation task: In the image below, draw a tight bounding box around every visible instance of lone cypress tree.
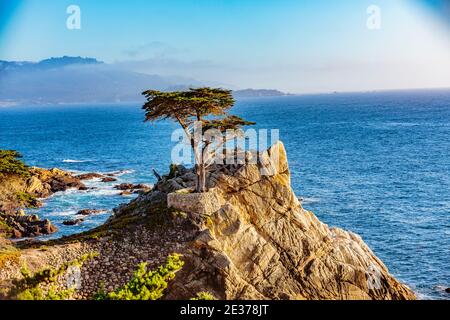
[142,87,254,192]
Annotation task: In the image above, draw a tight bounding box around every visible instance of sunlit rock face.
[165,142,416,300]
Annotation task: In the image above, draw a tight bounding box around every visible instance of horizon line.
[2,86,450,109]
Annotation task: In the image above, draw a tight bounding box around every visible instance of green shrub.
[94,253,184,300]
[15,192,38,208]
[191,291,216,300]
[15,283,75,301]
[0,218,14,238]
[0,150,30,178]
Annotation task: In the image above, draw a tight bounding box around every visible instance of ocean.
[0,89,449,299]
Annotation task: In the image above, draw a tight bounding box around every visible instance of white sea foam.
[52,210,78,217]
[104,169,135,176]
[300,197,320,204]
[89,188,123,197]
[62,159,90,163]
[66,169,84,174]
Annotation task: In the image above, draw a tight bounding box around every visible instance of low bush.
[191,291,216,300]
[0,150,30,178]
[0,218,14,238]
[15,192,38,208]
[94,253,184,300]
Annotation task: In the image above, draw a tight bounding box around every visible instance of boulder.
[76,173,104,180]
[76,209,105,216]
[25,176,46,196]
[168,189,225,216]
[0,211,58,238]
[63,218,84,226]
[30,167,86,193]
[156,179,185,194]
[114,183,134,190]
[133,184,151,190]
[114,183,151,191]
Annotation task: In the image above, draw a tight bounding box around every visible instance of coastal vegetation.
[0,150,30,179]
[15,191,39,208]
[191,292,216,300]
[0,220,14,238]
[0,143,417,300]
[142,87,255,193]
[94,254,184,300]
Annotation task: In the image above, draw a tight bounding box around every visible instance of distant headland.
[0,56,289,106]
[232,88,290,98]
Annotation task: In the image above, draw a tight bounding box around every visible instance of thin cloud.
[122,41,184,59]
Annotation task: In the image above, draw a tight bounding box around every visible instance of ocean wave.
[88,188,124,197]
[63,169,84,174]
[104,169,135,176]
[51,210,78,217]
[300,197,320,204]
[62,159,91,163]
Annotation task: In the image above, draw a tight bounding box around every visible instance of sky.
[0,0,450,93]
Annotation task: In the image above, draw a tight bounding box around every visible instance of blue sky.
[1,0,449,92]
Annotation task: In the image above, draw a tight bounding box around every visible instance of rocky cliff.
[0,142,416,300]
[111,142,415,300]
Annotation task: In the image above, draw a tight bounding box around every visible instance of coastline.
[0,142,417,300]
[1,92,449,299]
[1,87,449,109]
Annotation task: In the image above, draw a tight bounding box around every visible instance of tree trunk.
[196,163,207,193]
[194,142,209,193]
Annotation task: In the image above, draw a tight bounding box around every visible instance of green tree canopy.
[142,87,255,192]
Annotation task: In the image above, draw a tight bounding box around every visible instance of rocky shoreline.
[0,167,88,238]
[0,167,152,239]
[0,142,419,300]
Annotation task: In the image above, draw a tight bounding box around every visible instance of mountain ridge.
[0,56,102,72]
[0,56,288,106]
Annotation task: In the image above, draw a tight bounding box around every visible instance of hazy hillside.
[233,88,289,98]
[0,57,203,106]
[0,56,288,106]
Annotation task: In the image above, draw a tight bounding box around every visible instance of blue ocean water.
[0,89,449,299]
